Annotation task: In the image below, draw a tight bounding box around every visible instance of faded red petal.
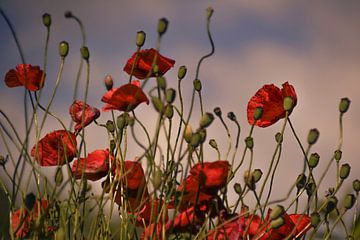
[71,149,112,181]
[289,214,311,237]
[5,64,45,91]
[5,69,22,87]
[123,48,175,79]
[101,81,149,112]
[69,100,100,132]
[141,222,164,240]
[190,160,229,189]
[31,130,77,166]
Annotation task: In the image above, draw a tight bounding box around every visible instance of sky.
[0,0,359,232]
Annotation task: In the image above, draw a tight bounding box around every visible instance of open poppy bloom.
[69,100,100,132]
[247,82,297,127]
[5,64,45,91]
[123,48,175,79]
[71,149,113,181]
[101,80,149,112]
[31,130,77,166]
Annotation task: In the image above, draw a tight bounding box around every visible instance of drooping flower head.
[101,80,149,112]
[31,130,77,166]
[247,82,297,127]
[5,64,45,91]
[69,100,100,132]
[123,48,175,79]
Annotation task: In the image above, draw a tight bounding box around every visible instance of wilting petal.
[69,100,100,132]
[5,64,45,91]
[190,160,229,189]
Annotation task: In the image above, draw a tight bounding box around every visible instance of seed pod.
[164,104,174,119]
[339,97,350,113]
[184,125,193,143]
[209,139,218,149]
[275,132,283,143]
[165,88,176,104]
[296,174,307,190]
[344,194,355,210]
[153,169,162,190]
[227,112,237,121]
[339,163,351,180]
[307,128,320,145]
[80,46,90,60]
[178,65,187,80]
[334,150,342,161]
[310,212,321,227]
[271,217,285,229]
[117,113,128,130]
[353,179,360,192]
[104,75,113,91]
[151,96,164,113]
[270,205,285,220]
[42,13,51,27]
[59,41,69,58]
[206,7,214,19]
[253,107,263,121]
[245,137,254,149]
[198,129,207,144]
[234,183,242,194]
[157,18,169,36]
[252,169,263,183]
[106,120,115,133]
[308,153,320,169]
[306,178,316,197]
[193,79,202,91]
[190,133,201,148]
[283,96,294,111]
[324,196,338,214]
[200,112,214,128]
[136,31,146,47]
[213,107,222,117]
[157,77,167,90]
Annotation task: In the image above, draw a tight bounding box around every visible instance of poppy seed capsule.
[275,132,283,143]
[214,107,222,117]
[136,31,146,47]
[340,163,351,180]
[104,75,113,91]
[153,169,162,190]
[157,18,169,36]
[339,97,351,113]
[157,77,167,90]
[153,64,159,75]
[193,79,202,91]
[310,212,321,227]
[306,178,316,196]
[106,120,115,133]
[252,169,263,183]
[190,133,201,148]
[334,150,342,161]
[353,179,360,192]
[42,13,51,27]
[178,65,187,80]
[25,193,36,211]
[245,136,254,149]
[200,112,214,128]
[55,167,63,186]
[198,129,207,144]
[308,153,320,169]
[296,173,307,189]
[271,217,285,229]
[209,139,218,149]
[80,46,90,60]
[270,205,285,220]
[165,88,176,104]
[234,183,242,194]
[64,11,73,18]
[253,107,263,121]
[344,194,355,210]
[151,96,164,113]
[325,196,338,214]
[227,112,237,121]
[307,128,320,145]
[59,41,69,58]
[164,105,174,119]
[283,96,294,111]
[184,125,193,143]
[117,113,128,130]
[206,6,214,19]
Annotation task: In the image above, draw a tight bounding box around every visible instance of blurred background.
[0,1,359,238]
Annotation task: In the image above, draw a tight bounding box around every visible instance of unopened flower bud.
[106,120,115,133]
[136,31,146,47]
[227,112,237,121]
[324,196,338,214]
[296,174,307,190]
[340,163,351,180]
[55,167,63,186]
[310,212,321,227]
[127,116,135,126]
[193,79,202,91]
[244,170,255,190]
[59,41,69,58]
[307,128,320,145]
[283,96,294,111]
[344,194,355,210]
[151,96,164,113]
[234,183,242,194]
[157,18,169,36]
[334,150,342,161]
[165,88,176,103]
[214,107,222,117]
[104,75,113,90]
[178,65,187,80]
[308,153,320,169]
[153,168,162,190]
[42,13,51,27]
[253,107,263,121]
[184,125,193,143]
[80,46,90,60]
[25,193,36,211]
[206,7,214,19]
[190,133,201,148]
[117,113,128,130]
[209,139,218,149]
[200,112,214,128]
[306,178,316,196]
[164,104,174,119]
[339,97,350,113]
[275,132,283,143]
[198,129,207,144]
[245,137,254,149]
[252,169,263,183]
[270,205,285,220]
[271,217,285,229]
[353,179,360,192]
[157,76,167,90]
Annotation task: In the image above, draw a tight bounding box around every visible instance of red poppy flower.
[101,80,149,111]
[190,160,230,189]
[5,64,45,91]
[247,82,297,127]
[31,130,77,166]
[71,149,113,181]
[123,48,175,79]
[69,100,100,132]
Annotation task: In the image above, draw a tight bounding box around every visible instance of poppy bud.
[157,18,169,36]
[214,107,222,117]
[206,7,214,19]
[340,163,351,180]
[184,125,193,143]
[164,104,174,119]
[310,212,321,227]
[271,217,285,229]
[127,116,135,127]
[165,88,176,103]
[275,132,283,143]
[117,113,128,130]
[178,65,187,80]
[334,150,342,161]
[64,11,73,18]
[344,194,355,210]
[283,96,294,111]
[339,97,350,113]
[151,96,164,113]
[234,183,242,194]
[153,168,162,190]
[200,112,214,128]
[157,77,167,90]
[104,75,113,91]
[227,112,237,121]
[324,196,338,214]
[209,139,218,149]
[55,167,63,186]
[308,153,320,169]
[136,31,146,47]
[353,179,360,192]
[55,227,66,240]
[244,170,255,190]
[153,64,159,75]
[106,120,115,133]
[245,137,254,149]
[80,46,90,60]
[252,169,263,183]
[42,13,51,27]
[59,41,69,58]
[190,133,201,148]
[296,173,307,190]
[306,178,316,196]
[193,79,202,91]
[198,129,207,144]
[25,193,36,211]
[307,128,320,145]
[253,107,263,121]
[270,205,285,220]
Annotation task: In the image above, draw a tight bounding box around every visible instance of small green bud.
[271,217,285,229]
[209,139,218,149]
[206,7,214,19]
[200,112,214,128]
[193,79,202,91]
[198,129,207,144]
[306,178,316,196]
[106,120,115,133]
[252,169,263,183]
[184,125,193,143]
[178,65,187,80]
[25,193,36,211]
[310,212,321,227]
[117,113,128,130]
[190,133,201,148]
[136,31,146,47]
[234,183,242,194]
[55,227,66,240]
[253,107,263,121]
[153,168,162,190]
[270,205,285,220]
[157,77,167,90]
[213,107,222,117]
[227,112,237,121]
[104,75,113,91]
[157,18,169,36]
[42,13,51,27]
[80,46,90,60]
[164,104,174,119]
[339,97,351,113]
[59,41,69,58]
[307,128,320,145]
[165,88,176,104]
[308,153,320,169]
[334,150,342,161]
[324,196,338,214]
[344,194,355,210]
[353,179,360,192]
[340,163,351,180]
[275,132,283,143]
[296,174,307,190]
[55,167,63,186]
[151,96,164,113]
[283,96,294,111]
[245,137,254,149]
